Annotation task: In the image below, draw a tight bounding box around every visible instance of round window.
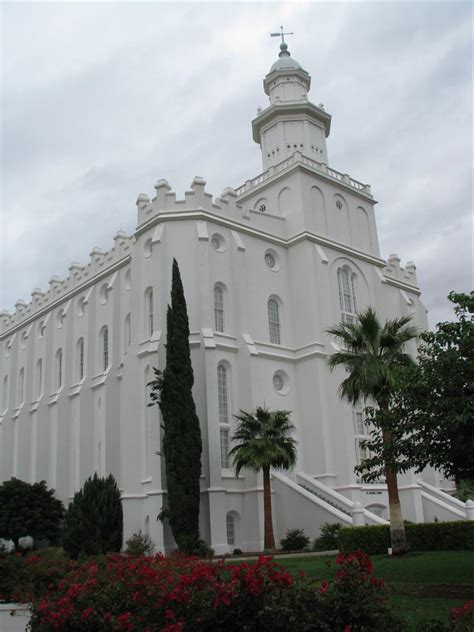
[273,370,289,395]
[273,374,284,392]
[264,249,280,272]
[336,200,343,210]
[77,297,86,317]
[211,233,225,252]
[99,284,109,305]
[259,204,266,213]
[56,309,64,328]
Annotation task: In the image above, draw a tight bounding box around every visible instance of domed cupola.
[264,42,311,104]
[252,36,332,171]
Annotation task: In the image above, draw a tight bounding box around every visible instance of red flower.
[319,580,329,594]
[81,607,94,621]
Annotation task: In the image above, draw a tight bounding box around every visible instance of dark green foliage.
[280,528,310,551]
[313,522,342,551]
[367,291,474,484]
[0,478,64,549]
[149,259,202,552]
[62,473,123,558]
[455,479,474,502]
[338,521,474,554]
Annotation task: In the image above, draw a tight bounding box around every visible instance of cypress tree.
[158,259,203,551]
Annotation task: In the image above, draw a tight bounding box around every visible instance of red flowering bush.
[449,599,474,632]
[28,551,401,631]
[0,548,75,603]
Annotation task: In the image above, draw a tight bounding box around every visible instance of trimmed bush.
[62,473,123,559]
[338,521,474,554]
[313,522,342,551]
[280,528,310,551]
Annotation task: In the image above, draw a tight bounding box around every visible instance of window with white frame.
[226,513,236,546]
[353,408,379,482]
[218,363,231,468]
[220,427,230,469]
[36,359,43,398]
[337,266,357,324]
[145,288,153,337]
[18,368,24,405]
[77,338,85,381]
[268,298,281,344]
[101,327,109,372]
[56,349,63,389]
[214,284,224,332]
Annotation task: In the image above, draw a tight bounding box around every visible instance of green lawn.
[275,551,474,630]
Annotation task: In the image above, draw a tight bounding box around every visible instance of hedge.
[338,521,474,554]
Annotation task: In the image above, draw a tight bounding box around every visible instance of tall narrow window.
[56,349,63,389]
[77,338,85,380]
[217,364,228,424]
[268,298,281,344]
[2,376,8,411]
[145,288,154,337]
[124,313,131,351]
[36,359,43,398]
[338,267,357,324]
[102,327,109,372]
[226,513,236,545]
[214,285,224,332]
[18,368,24,405]
[220,427,230,469]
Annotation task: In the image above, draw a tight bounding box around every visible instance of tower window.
[214,285,224,333]
[226,513,236,545]
[145,288,154,337]
[101,327,109,372]
[77,338,85,381]
[337,267,357,324]
[56,349,63,389]
[217,364,228,424]
[268,298,281,344]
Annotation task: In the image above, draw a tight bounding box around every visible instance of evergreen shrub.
[124,531,154,556]
[62,473,123,559]
[338,521,474,554]
[313,522,342,551]
[280,528,310,551]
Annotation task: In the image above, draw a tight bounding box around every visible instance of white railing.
[235,153,372,198]
[297,472,388,525]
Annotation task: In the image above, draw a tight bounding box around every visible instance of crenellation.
[383,253,418,286]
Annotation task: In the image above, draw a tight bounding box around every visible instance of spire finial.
[270,26,294,57]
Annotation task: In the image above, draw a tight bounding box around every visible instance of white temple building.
[0,41,466,554]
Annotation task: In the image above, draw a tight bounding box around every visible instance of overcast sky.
[1,1,472,327]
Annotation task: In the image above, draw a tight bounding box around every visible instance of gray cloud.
[1,2,472,327]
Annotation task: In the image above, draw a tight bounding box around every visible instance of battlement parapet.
[1,231,133,336]
[383,253,418,286]
[137,176,252,227]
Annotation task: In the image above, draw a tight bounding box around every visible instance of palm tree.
[327,307,417,554]
[229,407,297,551]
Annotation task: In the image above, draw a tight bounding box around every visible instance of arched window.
[268,298,281,344]
[124,313,131,351]
[18,368,24,405]
[101,327,109,372]
[2,375,8,411]
[143,366,151,478]
[217,364,228,424]
[218,363,230,468]
[77,338,85,381]
[214,285,224,332]
[337,266,357,324]
[226,513,236,546]
[56,349,63,389]
[145,288,153,337]
[36,359,43,398]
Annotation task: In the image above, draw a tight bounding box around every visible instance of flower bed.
[27,551,403,631]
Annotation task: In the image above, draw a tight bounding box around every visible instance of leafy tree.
[229,407,297,551]
[0,478,64,549]
[149,259,203,553]
[62,473,123,558]
[359,292,474,486]
[327,307,418,554]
